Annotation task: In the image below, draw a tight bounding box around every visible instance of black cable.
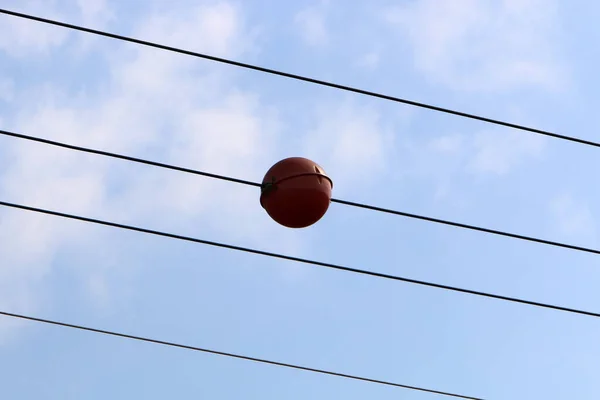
[330,198,600,256]
[0,311,481,399]
[1,200,598,319]
[1,8,598,149]
[2,129,599,258]
[0,130,261,188]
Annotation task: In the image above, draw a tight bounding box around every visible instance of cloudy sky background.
[1,0,599,398]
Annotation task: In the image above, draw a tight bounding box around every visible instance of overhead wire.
[2,129,599,257]
[0,8,598,149]
[1,200,599,319]
[0,7,593,398]
[0,310,482,399]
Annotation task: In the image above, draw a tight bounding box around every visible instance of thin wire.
[330,198,600,256]
[1,200,598,319]
[1,9,598,149]
[0,311,482,399]
[0,130,261,188]
[2,129,599,257]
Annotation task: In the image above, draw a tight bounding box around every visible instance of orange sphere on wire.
[260,157,333,228]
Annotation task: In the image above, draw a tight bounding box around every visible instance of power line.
[1,200,598,319]
[0,9,580,399]
[0,9,598,149]
[0,311,482,399]
[330,198,600,256]
[2,129,599,257]
[0,130,261,188]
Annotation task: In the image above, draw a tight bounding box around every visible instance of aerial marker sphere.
[260,157,333,228]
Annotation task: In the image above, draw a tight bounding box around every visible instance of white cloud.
[0,0,113,58]
[70,0,116,53]
[0,208,92,341]
[549,193,598,244]
[136,2,253,58]
[467,129,546,176]
[0,1,304,339]
[86,272,110,309]
[384,0,567,92]
[429,133,465,155]
[414,128,545,179]
[394,127,546,205]
[294,5,328,47]
[302,99,393,196]
[0,4,70,57]
[356,50,380,70]
[76,0,113,26]
[0,79,14,102]
[393,133,467,203]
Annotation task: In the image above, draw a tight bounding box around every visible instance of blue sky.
[1,0,599,398]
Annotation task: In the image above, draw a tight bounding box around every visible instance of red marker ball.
[260,157,333,228]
